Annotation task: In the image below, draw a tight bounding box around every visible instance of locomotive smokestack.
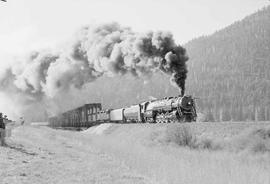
[181,88,185,97]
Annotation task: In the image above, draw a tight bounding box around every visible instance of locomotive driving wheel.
[156,113,172,123]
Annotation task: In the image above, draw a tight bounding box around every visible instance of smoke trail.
[0,22,188,118]
[68,22,188,94]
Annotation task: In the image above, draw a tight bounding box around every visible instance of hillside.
[185,6,270,121]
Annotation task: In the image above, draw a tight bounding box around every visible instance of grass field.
[84,122,270,184]
[1,122,270,184]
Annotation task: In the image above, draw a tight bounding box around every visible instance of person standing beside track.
[0,113,6,146]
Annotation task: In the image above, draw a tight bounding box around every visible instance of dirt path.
[0,126,154,184]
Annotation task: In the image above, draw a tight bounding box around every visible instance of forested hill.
[185,6,270,121]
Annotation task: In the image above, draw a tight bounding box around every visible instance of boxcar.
[97,110,110,122]
[123,105,142,122]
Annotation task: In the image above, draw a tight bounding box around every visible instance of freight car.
[49,103,102,128]
[48,95,197,128]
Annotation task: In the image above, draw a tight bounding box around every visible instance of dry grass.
[165,124,224,150]
[165,123,270,153]
[165,124,197,147]
[227,125,270,153]
[84,122,270,184]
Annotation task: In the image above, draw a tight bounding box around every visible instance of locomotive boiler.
[142,95,197,123]
[48,95,197,128]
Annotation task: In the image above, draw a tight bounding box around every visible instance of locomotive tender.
[48,95,197,128]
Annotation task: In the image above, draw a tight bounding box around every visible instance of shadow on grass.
[4,143,38,156]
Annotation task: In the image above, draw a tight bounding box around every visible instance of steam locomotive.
[48,95,197,128]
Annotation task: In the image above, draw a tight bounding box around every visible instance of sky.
[0,0,269,57]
